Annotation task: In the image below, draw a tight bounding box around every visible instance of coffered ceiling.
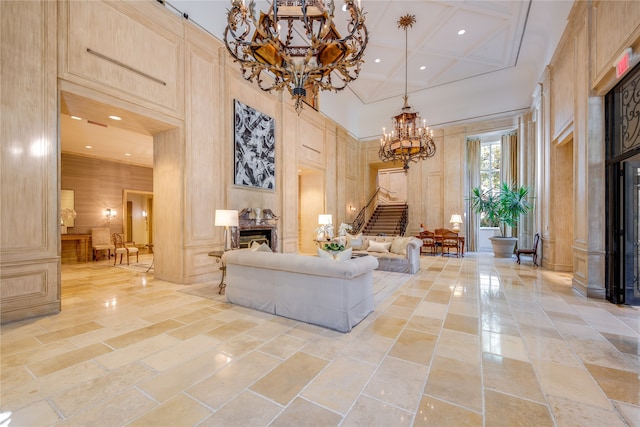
[61,0,573,167]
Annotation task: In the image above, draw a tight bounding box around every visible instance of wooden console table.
[61,234,91,262]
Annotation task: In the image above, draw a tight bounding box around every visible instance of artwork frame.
[233,99,276,190]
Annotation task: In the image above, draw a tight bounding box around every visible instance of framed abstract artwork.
[233,99,276,190]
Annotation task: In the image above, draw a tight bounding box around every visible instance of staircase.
[363,204,408,236]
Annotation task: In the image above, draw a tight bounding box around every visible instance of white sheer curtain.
[466,138,481,251]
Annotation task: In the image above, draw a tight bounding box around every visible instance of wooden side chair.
[419,230,436,255]
[441,230,461,257]
[113,233,139,265]
[516,233,540,266]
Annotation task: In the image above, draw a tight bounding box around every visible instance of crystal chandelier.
[224,0,368,114]
[379,14,436,171]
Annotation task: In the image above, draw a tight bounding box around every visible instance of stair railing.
[399,204,409,236]
[351,186,400,234]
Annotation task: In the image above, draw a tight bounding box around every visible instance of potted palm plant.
[469,182,533,257]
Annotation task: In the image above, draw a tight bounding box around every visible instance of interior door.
[623,161,640,305]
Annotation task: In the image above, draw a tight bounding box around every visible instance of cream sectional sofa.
[221,249,379,332]
[349,235,423,274]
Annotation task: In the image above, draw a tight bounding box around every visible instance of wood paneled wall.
[61,153,153,235]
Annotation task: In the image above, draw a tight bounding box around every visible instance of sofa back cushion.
[346,233,364,250]
[390,236,412,255]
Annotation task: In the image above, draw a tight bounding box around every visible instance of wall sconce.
[215,209,239,251]
[349,205,356,213]
[105,208,116,222]
[142,210,148,230]
[449,214,463,232]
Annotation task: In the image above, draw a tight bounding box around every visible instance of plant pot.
[489,236,517,258]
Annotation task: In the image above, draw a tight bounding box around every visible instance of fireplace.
[232,208,279,252]
[239,228,273,249]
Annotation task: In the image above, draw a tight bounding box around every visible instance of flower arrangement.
[314,224,333,241]
[338,223,352,236]
[60,208,77,226]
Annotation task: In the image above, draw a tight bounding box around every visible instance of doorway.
[605,61,640,305]
[123,190,153,247]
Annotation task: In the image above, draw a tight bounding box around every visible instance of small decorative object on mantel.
[60,208,76,235]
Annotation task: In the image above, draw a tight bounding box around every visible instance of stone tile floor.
[1,253,639,426]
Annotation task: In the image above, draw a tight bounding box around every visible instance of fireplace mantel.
[231,208,279,252]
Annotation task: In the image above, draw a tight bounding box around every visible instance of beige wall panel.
[184,29,221,245]
[154,128,184,283]
[442,132,465,223]
[592,1,640,86]
[61,154,153,235]
[0,262,59,323]
[325,125,338,221]
[297,117,326,168]
[574,18,588,245]
[62,1,183,117]
[183,248,218,283]
[1,1,57,258]
[282,104,301,251]
[551,36,575,140]
[425,175,443,229]
[1,1,60,322]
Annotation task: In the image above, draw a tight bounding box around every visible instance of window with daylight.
[479,141,501,226]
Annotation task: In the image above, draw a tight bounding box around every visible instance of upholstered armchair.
[91,228,115,261]
[113,233,139,265]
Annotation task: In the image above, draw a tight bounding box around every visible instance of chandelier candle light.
[379,14,436,171]
[224,0,368,114]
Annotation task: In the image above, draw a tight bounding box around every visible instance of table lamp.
[449,214,463,232]
[215,209,239,251]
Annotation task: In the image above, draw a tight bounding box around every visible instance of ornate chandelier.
[224,0,368,114]
[379,14,436,171]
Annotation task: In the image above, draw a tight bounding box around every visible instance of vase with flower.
[60,208,77,234]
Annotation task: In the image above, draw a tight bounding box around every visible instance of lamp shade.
[215,209,239,227]
[318,214,332,225]
[449,214,463,224]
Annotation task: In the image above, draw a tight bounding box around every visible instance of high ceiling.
[61,0,573,167]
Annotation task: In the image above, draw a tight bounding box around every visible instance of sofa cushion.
[251,242,273,252]
[317,247,353,261]
[390,236,412,255]
[346,233,364,250]
[367,240,391,253]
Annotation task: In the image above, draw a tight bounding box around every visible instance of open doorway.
[123,190,153,248]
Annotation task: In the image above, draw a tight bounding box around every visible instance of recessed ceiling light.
[70,115,82,120]
[419,66,426,71]
[85,145,92,149]
[342,4,347,12]
[125,153,131,156]
[109,115,122,121]
[457,29,466,36]
[375,58,381,63]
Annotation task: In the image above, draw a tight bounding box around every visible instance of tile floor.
[1,253,639,426]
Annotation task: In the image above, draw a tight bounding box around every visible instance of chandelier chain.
[379,13,436,171]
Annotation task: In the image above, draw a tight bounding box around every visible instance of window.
[479,141,501,226]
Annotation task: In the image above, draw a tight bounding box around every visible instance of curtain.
[466,138,481,251]
[501,132,518,237]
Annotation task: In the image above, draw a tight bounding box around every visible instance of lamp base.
[451,224,461,232]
